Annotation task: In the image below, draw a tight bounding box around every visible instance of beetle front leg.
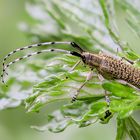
[69,60,81,72]
[71,71,93,102]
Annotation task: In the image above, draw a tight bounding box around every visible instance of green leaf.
[99,0,124,50]
[47,111,72,133]
[116,119,127,140]
[122,48,140,61]
[61,102,88,119]
[102,81,137,99]
[116,117,140,140]
[110,100,133,119]
[31,110,72,133]
[78,101,113,125]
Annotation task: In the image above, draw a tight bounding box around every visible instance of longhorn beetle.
[1,41,140,103]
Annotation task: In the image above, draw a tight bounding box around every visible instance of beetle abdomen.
[99,54,140,89]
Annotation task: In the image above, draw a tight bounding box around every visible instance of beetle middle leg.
[71,71,93,102]
[97,74,110,106]
[104,90,110,106]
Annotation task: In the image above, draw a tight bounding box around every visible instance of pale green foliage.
[1,0,140,140]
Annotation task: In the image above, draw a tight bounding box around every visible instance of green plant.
[1,0,140,139]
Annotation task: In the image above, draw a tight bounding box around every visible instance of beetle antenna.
[1,48,82,84]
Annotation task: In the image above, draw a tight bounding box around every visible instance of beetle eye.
[82,56,86,63]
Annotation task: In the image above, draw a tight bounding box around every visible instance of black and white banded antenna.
[1,41,84,85]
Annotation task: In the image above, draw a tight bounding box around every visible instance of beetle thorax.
[82,52,102,67]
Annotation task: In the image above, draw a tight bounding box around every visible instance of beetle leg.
[65,60,81,79]
[121,57,134,65]
[98,74,110,106]
[97,73,104,82]
[71,71,93,102]
[69,60,81,72]
[134,58,140,64]
[105,90,110,106]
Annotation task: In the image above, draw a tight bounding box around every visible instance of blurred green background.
[0,0,140,140]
